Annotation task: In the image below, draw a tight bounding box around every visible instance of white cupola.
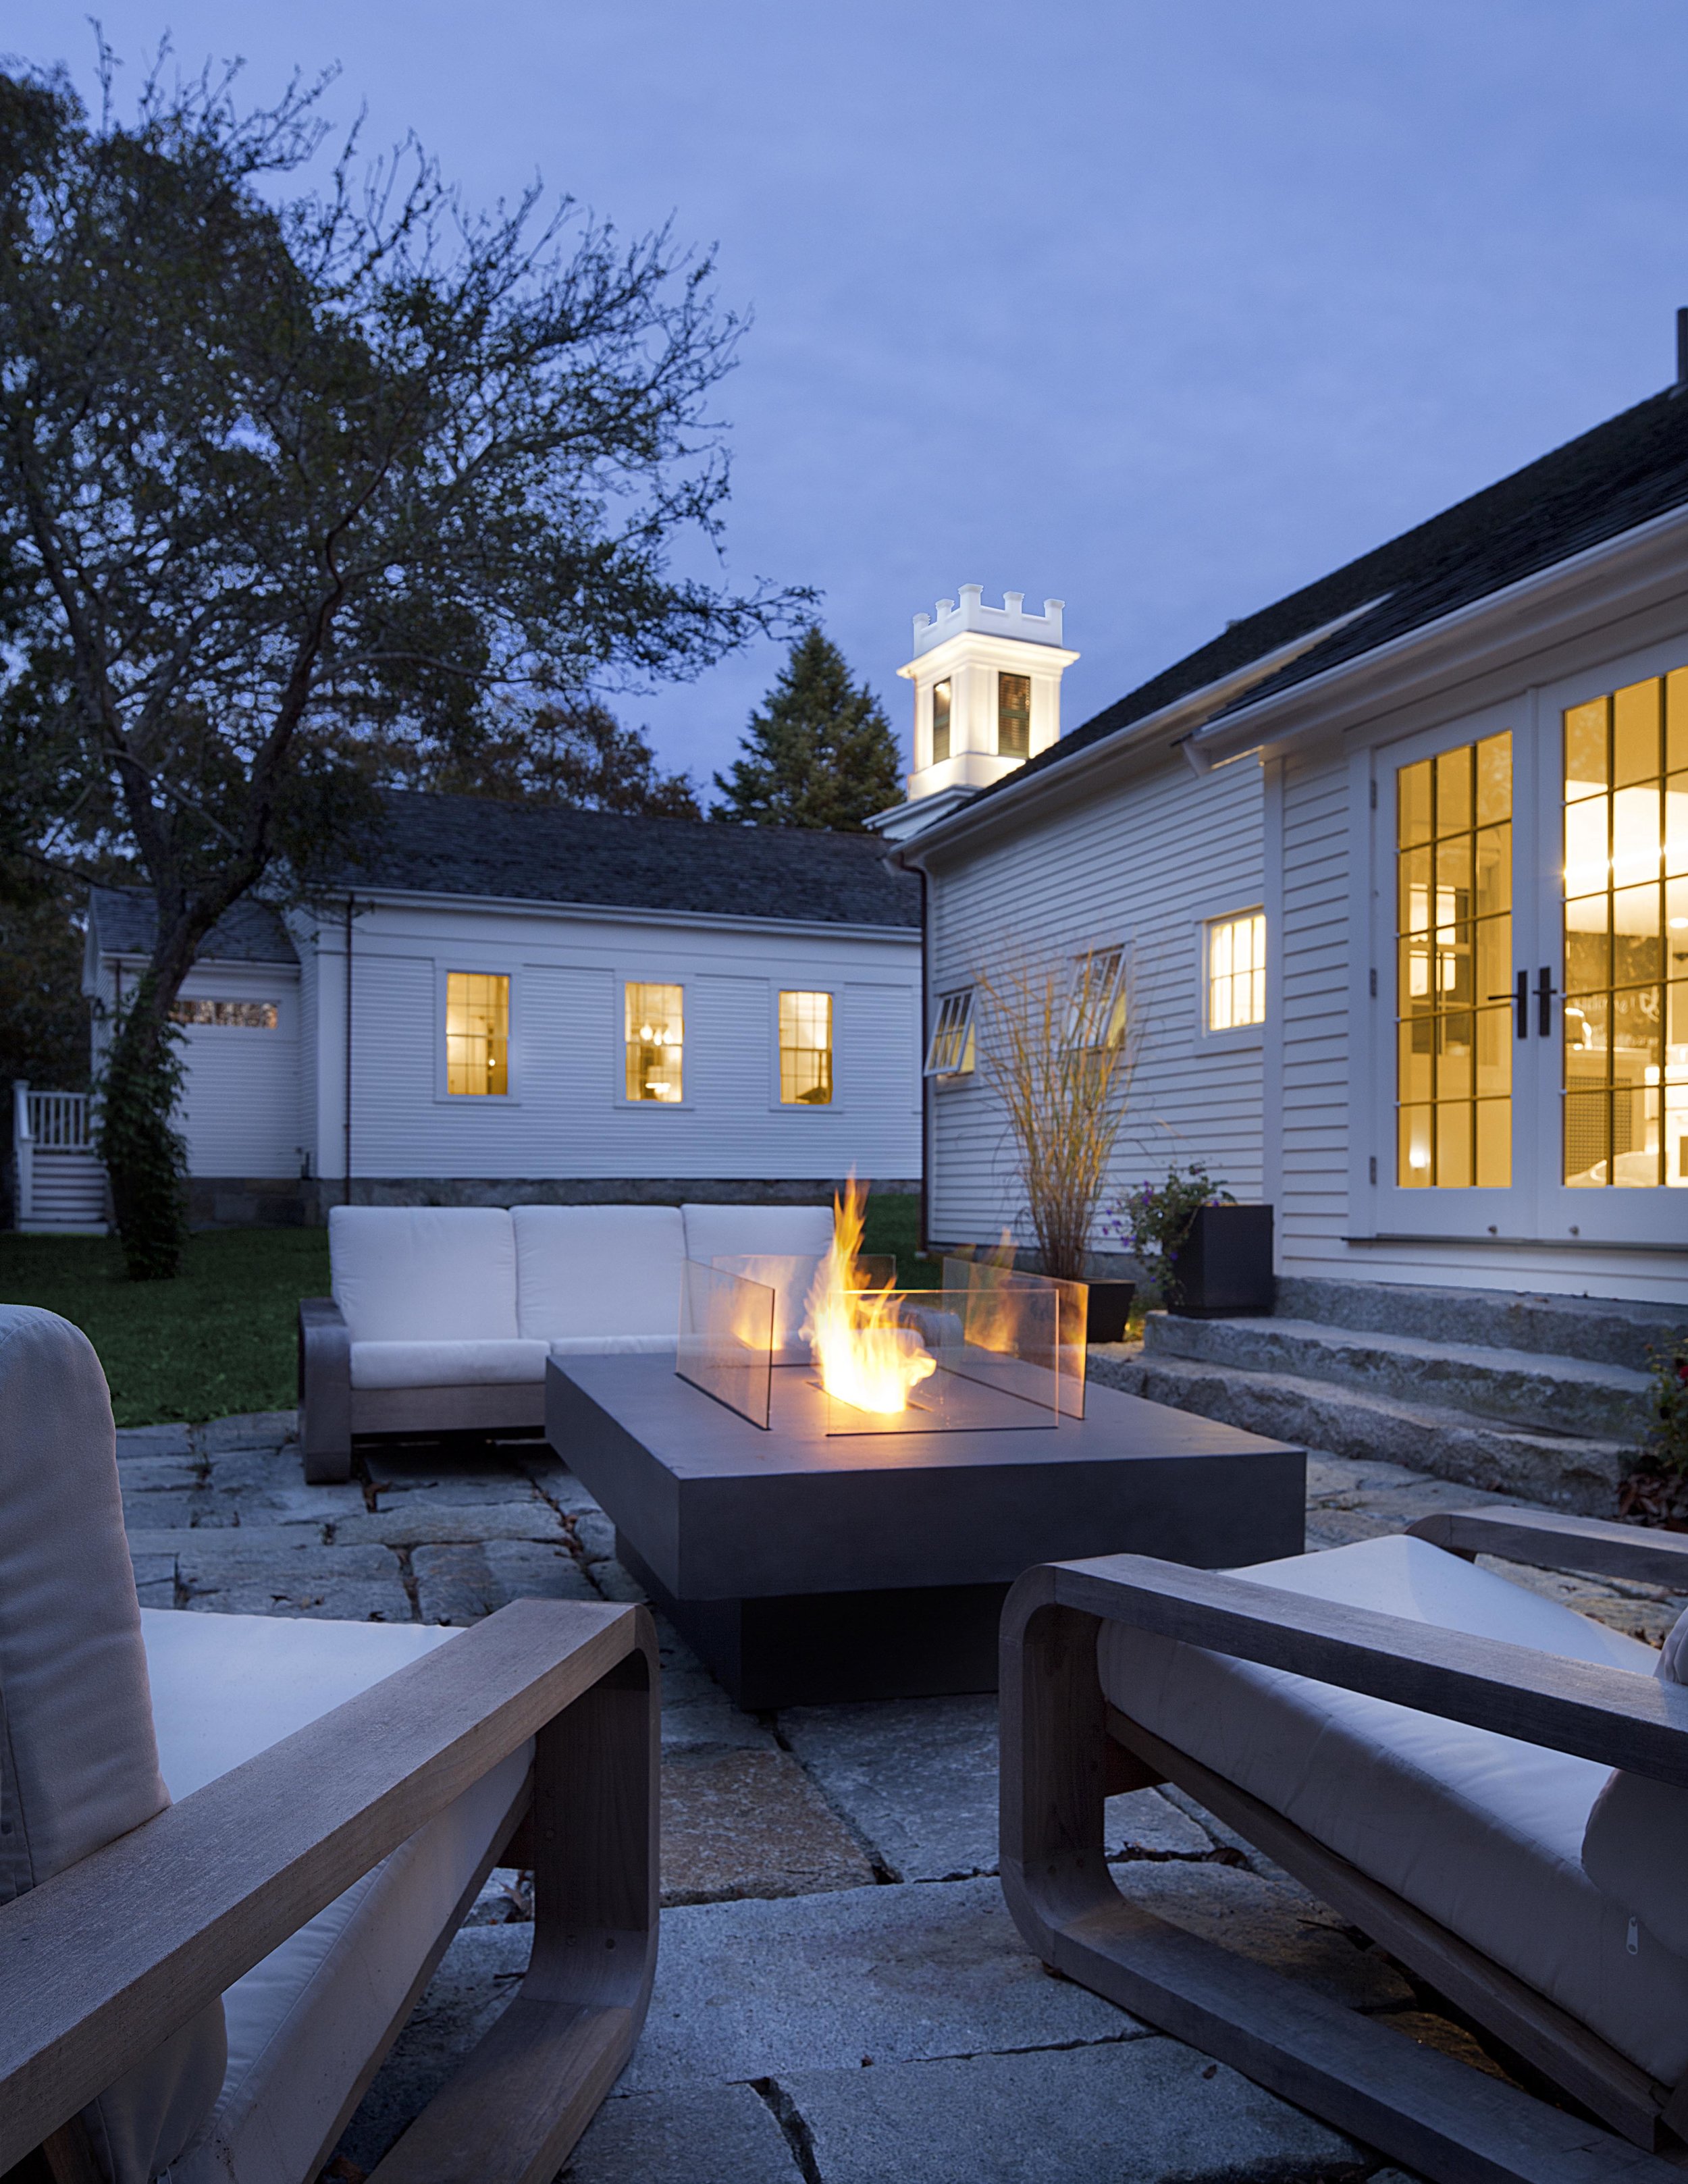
[868,585,1078,842]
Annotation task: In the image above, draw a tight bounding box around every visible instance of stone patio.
[117,1411,1685,2183]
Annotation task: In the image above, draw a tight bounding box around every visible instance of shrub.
[1109,1163,1234,1308]
[96,979,188,1281]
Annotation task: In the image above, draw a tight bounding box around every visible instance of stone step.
[1088,1350,1631,1514]
[1144,1312,1653,1443]
[1274,1274,1684,1375]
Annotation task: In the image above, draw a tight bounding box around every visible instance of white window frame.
[1196,906,1267,1053]
[616,975,691,1110]
[772,986,838,1111]
[435,963,521,1105]
[1063,948,1128,1053]
[924,987,976,1081]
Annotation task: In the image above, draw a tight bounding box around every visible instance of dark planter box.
[1084,1280,1136,1346]
[1169,1204,1274,1318]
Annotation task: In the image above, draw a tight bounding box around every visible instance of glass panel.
[997,672,1031,759]
[1398,846,1432,935]
[1565,697,1608,799]
[677,1260,772,1429]
[1474,1005,1512,1098]
[1207,910,1266,1030]
[708,1252,823,1364]
[1614,677,1662,787]
[1473,826,1510,918]
[822,1281,1061,1435]
[1564,894,1610,994]
[1564,797,1608,899]
[1435,833,1473,904]
[1476,733,1512,826]
[779,990,833,1105]
[1435,746,1473,834]
[1672,876,1688,964]
[1435,1102,1473,1188]
[1564,1091,1610,1188]
[1398,1020,1433,1106]
[1475,1098,1511,1188]
[1399,1104,1433,1186]
[1398,760,1433,847]
[1437,1016,1474,1102]
[1613,785,1663,888]
[446,971,509,1096]
[625,982,684,1102]
[931,679,951,764]
[1668,774,1688,876]
[1612,884,1662,986]
[1473,913,1511,1011]
[1670,671,1688,774]
[945,1257,1086,1420]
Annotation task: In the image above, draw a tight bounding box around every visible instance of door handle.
[1537,966,1558,1038]
[1486,970,1528,1040]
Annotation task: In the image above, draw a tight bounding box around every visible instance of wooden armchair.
[0,1304,657,2184]
[1001,1509,1688,2184]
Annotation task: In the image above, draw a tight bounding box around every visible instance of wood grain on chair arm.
[1406,1506,1688,1590]
[1004,1555,1688,1788]
[0,1597,653,2173]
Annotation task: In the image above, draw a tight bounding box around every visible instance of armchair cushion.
[1097,1533,1688,2085]
[348,1337,551,1390]
[144,1609,531,2184]
[1582,1601,1688,1961]
[329,1206,519,1343]
[512,1204,685,1344]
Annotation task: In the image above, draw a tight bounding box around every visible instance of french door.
[1373,655,1688,1245]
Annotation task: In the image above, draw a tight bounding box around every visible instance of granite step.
[1273,1274,1685,1375]
[1088,1350,1632,1514]
[1143,1312,1653,1443]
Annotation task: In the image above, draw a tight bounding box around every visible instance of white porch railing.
[12,1084,108,1231]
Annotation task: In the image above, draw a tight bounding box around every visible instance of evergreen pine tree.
[712,629,903,830]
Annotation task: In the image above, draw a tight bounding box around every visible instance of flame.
[802,1175,936,1414]
[963,1229,1021,1354]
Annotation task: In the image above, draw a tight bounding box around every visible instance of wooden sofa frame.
[1001,1507,1688,2184]
[1,1596,659,2184]
[298,1297,546,1484]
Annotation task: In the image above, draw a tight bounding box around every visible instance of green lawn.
[0,1192,937,1427]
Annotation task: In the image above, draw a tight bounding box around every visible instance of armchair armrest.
[1005,1554,1688,1790]
[1406,1506,1688,1591]
[0,1596,658,2173]
[298,1295,351,1484]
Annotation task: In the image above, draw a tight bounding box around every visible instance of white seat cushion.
[329,1206,519,1343]
[146,1609,530,2184]
[512,1204,685,1342]
[349,1337,550,1389]
[548,1334,677,1357]
[1097,1533,1688,2085]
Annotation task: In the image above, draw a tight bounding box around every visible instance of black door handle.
[1537,966,1558,1038]
[1486,970,1528,1039]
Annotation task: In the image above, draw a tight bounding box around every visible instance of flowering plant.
[1108,1163,1234,1307]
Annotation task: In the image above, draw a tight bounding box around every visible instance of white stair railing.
[11,1084,105,1230]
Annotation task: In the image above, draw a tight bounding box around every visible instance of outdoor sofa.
[0,1300,658,2184]
[298,1201,835,1482]
[1001,1508,1688,2183]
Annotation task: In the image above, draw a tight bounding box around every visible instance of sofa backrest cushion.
[330,1206,519,1343]
[513,1204,687,1341]
[0,1305,226,2178]
[681,1205,835,1358]
[1582,1599,1688,1957]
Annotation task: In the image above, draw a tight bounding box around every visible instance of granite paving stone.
[364,1446,551,1505]
[589,1555,649,1603]
[130,1552,177,1607]
[411,1538,599,1622]
[561,2085,802,2183]
[176,1536,411,1620]
[572,1507,618,1565]
[775,2040,1366,2184]
[657,1618,775,1752]
[333,1499,569,1548]
[196,1410,298,1451]
[526,1458,609,1518]
[660,1746,876,1905]
[113,1421,196,1460]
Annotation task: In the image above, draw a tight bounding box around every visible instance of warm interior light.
[801,1175,935,1414]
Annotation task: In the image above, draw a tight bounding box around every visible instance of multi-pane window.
[997,672,1031,759]
[779,990,833,1105]
[1396,733,1512,1188]
[931,679,953,764]
[169,998,278,1028]
[625,982,684,1102]
[1206,911,1266,1031]
[446,972,509,1096]
[924,989,976,1077]
[1065,949,1128,1050]
[1562,672,1688,1188]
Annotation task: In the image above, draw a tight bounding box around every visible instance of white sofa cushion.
[512,1204,685,1343]
[146,1609,531,2184]
[329,1206,519,1344]
[349,1337,550,1390]
[549,1334,677,1356]
[1583,1600,1688,1959]
[1097,1533,1688,2085]
[681,1205,835,1359]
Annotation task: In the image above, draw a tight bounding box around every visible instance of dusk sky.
[16,2,1688,796]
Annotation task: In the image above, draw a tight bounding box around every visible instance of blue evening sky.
[14,3,1688,796]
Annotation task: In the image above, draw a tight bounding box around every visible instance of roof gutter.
[300,885,919,947]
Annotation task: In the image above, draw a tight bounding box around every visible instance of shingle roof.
[88,887,298,964]
[984,377,1688,807]
[340,791,920,930]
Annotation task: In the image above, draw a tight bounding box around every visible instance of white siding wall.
[924,751,1266,1248]
[307,900,921,1183]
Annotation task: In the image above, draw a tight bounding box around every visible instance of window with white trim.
[1065,948,1128,1050]
[170,998,278,1029]
[779,990,833,1104]
[924,988,975,1077]
[625,982,684,1102]
[1205,911,1266,1032]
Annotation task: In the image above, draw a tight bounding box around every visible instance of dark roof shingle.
[89,888,298,964]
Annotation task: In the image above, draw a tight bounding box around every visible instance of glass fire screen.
[817,1274,1065,1437]
[943,1257,1087,1420]
[677,1258,773,1429]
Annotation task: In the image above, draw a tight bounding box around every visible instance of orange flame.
[802,1175,936,1414]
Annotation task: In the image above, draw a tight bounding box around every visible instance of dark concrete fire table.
[544,1354,1304,1708]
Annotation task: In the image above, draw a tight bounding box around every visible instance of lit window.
[446,972,509,1095]
[169,998,278,1028]
[1207,911,1267,1032]
[932,679,952,764]
[924,989,976,1077]
[1065,949,1128,1050]
[625,982,684,1102]
[997,672,1031,759]
[780,990,833,1104]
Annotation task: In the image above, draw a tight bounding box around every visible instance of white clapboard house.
[883,381,1688,1321]
[70,793,922,1227]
